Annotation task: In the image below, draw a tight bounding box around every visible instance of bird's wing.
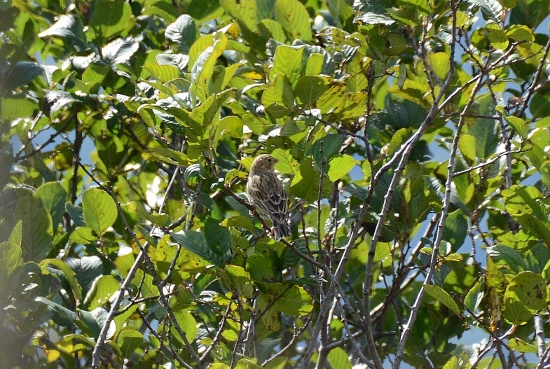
[249,173,288,218]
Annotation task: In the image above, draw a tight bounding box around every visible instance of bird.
[246,154,290,241]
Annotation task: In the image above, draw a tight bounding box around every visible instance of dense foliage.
[2,0,550,367]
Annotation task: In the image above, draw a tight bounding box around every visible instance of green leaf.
[327,154,356,181]
[172,230,225,267]
[505,115,528,138]
[423,284,462,317]
[88,0,135,41]
[223,215,256,234]
[488,245,527,273]
[443,210,468,252]
[503,271,547,325]
[65,256,104,295]
[327,347,352,369]
[506,24,533,42]
[261,73,295,117]
[100,38,139,66]
[213,116,244,150]
[315,81,348,115]
[290,156,332,202]
[210,364,231,369]
[442,356,460,369]
[354,12,395,25]
[70,227,99,245]
[42,90,79,116]
[0,98,37,121]
[530,88,550,119]
[37,14,88,51]
[41,258,83,303]
[35,296,78,326]
[204,217,231,260]
[467,0,504,22]
[165,14,199,53]
[510,0,550,29]
[428,52,450,80]
[542,161,550,188]
[117,329,144,356]
[235,359,262,369]
[145,145,188,165]
[464,277,485,312]
[190,33,228,102]
[77,308,105,338]
[485,23,508,50]
[295,75,331,106]
[82,187,118,235]
[0,235,23,278]
[3,61,45,91]
[502,185,550,247]
[14,195,53,262]
[220,264,254,298]
[306,134,343,167]
[467,113,499,160]
[275,0,312,41]
[508,337,538,353]
[143,62,181,83]
[84,275,120,309]
[273,285,313,315]
[34,182,67,231]
[220,0,259,33]
[270,44,305,86]
[66,203,85,227]
[172,309,198,343]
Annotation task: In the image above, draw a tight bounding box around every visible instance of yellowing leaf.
[429,52,450,80]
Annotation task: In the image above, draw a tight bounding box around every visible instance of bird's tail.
[273,218,291,241]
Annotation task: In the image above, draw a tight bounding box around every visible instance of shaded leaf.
[14,195,53,262]
[88,0,135,40]
[3,62,45,91]
[172,230,226,267]
[165,15,199,53]
[65,256,104,295]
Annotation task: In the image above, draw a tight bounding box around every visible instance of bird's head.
[251,154,278,171]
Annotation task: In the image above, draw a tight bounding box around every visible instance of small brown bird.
[246,154,290,241]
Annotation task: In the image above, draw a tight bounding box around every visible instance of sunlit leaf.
[327,347,352,369]
[172,309,198,343]
[82,188,118,235]
[84,275,120,309]
[41,258,83,303]
[503,272,547,325]
[275,0,312,41]
[464,277,485,312]
[327,154,356,181]
[428,52,450,80]
[165,14,199,53]
[270,44,305,86]
[424,284,462,317]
